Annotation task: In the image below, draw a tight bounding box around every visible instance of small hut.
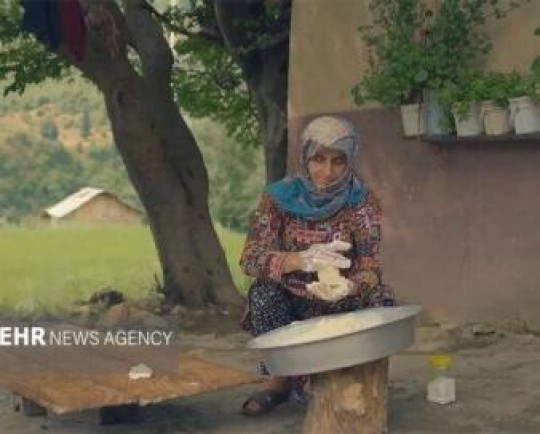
[42,187,142,225]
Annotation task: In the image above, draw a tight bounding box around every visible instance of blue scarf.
[267,115,368,221]
[267,174,367,221]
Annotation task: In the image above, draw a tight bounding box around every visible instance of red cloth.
[58,0,86,61]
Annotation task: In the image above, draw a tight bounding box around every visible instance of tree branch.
[76,0,135,90]
[214,0,290,67]
[123,0,173,85]
[141,1,223,43]
[213,0,262,78]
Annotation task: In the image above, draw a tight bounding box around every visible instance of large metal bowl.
[248,305,422,376]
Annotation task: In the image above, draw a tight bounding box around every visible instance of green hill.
[0,76,110,150]
[0,76,265,230]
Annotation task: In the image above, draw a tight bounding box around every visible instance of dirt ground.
[2,312,540,433]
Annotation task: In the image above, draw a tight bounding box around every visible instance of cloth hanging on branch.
[21,0,87,61]
[21,0,62,51]
[58,0,86,61]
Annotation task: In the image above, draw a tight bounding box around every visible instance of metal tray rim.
[249,304,422,350]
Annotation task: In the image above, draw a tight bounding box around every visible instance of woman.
[239,115,394,416]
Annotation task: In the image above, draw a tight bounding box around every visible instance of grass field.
[0,223,249,314]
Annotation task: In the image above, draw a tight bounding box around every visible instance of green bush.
[21,112,32,124]
[40,118,59,140]
[81,108,91,138]
[37,96,50,106]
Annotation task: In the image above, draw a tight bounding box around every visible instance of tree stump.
[304,357,388,434]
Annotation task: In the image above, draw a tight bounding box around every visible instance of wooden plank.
[0,343,257,414]
[102,355,260,406]
[44,324,180,374]
[1,373,131,414]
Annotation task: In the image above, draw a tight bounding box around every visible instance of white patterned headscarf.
[300,115,360,185]
[266,115,367,221]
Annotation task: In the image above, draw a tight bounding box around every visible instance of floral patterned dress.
[240,190,394,337]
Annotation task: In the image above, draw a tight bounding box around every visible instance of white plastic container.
[453,102,484,137]
[427,354,456,405]
[400,103,426,137]
[509,96,540,134]
[480,100,512,136]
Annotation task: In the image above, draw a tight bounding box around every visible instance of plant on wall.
[354,0,531,107]
[436,69,485,119]
[531,26,540,89]
[352,0,430,107]
[438,70,538,116]
[425,0,490,91]
[482,72,532,106]
[353,0,532,136]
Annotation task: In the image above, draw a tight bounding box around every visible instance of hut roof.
[43,187,138,219]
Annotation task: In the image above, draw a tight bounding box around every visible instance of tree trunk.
[257,45,289,184]
[73,0,242,308]
[101,82,238,307]
[304,358,389,434]
[214,0,290,184]
[262,107,288,184]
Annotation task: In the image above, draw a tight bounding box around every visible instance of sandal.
[241,389,289,417]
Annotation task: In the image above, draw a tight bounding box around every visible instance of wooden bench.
[0,336,258,424]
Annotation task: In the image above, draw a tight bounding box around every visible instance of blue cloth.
[266,175,367,221]
[21,0,62,51]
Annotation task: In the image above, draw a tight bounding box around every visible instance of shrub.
[41,119,59,140]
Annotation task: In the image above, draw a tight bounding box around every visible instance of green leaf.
[532,57,540,75]
[414,69,428,83]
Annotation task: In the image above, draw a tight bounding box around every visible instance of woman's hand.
[306,279,354,302]
[298,241,351,272]
[282,252,304,274]
[282,241,352,274]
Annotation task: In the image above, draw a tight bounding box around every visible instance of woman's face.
[307,147,348,189]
